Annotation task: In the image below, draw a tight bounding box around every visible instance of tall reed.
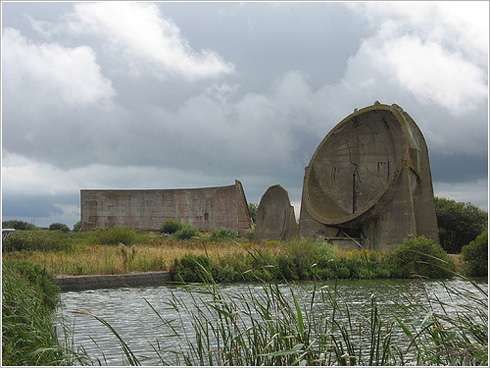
[2,261,92,366]
[72,263,487,366]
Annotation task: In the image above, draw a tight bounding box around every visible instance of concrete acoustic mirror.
[299,102,439,251]
[256,184,298,241]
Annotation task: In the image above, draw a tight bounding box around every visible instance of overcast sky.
[2,1,488,228]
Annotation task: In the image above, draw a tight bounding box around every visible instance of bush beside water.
[172,237,456,282]
[461,229,488,276]
[435,197,488,253]
[388,236,456,278]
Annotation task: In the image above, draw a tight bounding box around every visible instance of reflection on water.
[57,278,487,365]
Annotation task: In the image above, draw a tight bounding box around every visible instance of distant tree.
[48,223,70,232]
[249,203,258,224]
[2,220,36,231]
[72,221,82,232]
[435,197,488,254]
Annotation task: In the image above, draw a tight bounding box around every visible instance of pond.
[57,278,487,365]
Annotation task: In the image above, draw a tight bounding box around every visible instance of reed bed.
[2,240,261,276]
[2,262,71,365]
[3,232,457,281]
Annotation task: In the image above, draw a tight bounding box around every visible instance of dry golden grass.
[2,240,273,276]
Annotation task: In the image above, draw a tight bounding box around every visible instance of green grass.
[2,261,94,366]
[88,227,143,245]
[2,262,65,365]
[171,237,457,282]
[2,230,79,253]
[3,231,462,281]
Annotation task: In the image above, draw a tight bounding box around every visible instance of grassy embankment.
[3,229,257,276]
[2,228,458,280]
[2,262,76,365]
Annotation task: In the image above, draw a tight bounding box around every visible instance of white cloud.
[2,153,78,195]
[1,152,235,198]
[347,2,488,116]
[366,34,487,114]
[2,28,115,106]
[350,1,488,60]
[69,2,234,80]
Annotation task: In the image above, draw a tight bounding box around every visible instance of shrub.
[171,224,202,241]
[312,267,334,280]
[72,221,82,232]
[389,236,455,278]
[2,230,74,253]
[276,254,299,280]
[172,254,213,282]
[461,229,488,277]
[160,219,184,234]
[435,197,487,253]
[310,241,340,267]
[248,202,258,223]
[88,227,139,245]
[210,228,238,242]
[245,227,256,242]
[49,222,70,232]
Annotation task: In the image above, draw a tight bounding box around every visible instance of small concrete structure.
[256,184,298,241]
[299,102,439,251]
[55,271,172,291]
[81,180,252,236]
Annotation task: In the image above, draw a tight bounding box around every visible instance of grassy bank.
[2,261,65,365]
[171,237,456,282]
[3,229,458,280]
[3,230,253,276]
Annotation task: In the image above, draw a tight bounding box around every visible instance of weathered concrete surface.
[55,271,172,291]
[81,180,252,236]
[256,185,298,241]
[299,102,439,251]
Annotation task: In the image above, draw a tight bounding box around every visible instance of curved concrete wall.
[81,180,252,236]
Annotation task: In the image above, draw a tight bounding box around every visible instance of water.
[57,278,487,365]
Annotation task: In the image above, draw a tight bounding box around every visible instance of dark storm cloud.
[430,153,488,184]
[2,193,77,218]
[157,2,370,89]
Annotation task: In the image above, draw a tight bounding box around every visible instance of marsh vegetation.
[2,214,487,366]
